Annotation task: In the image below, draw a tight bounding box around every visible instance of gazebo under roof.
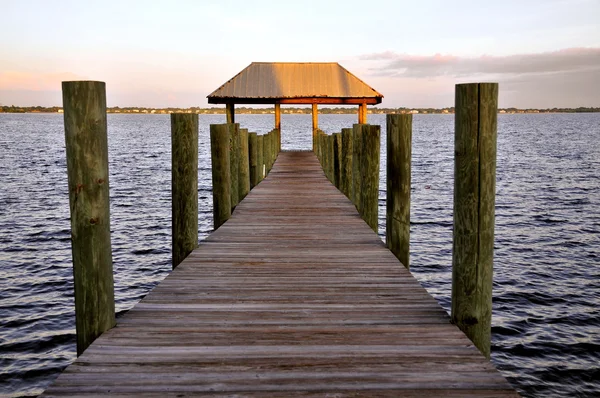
[208,62,383,105]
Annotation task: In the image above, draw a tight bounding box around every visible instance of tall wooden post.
[341,128,353,199]
[312,103,318,152]
[228,123,239,210]
[210,124,232,229]
[275,103,281,131]
[360,125,380,232]
[263,132,270,176]
[226,103,235,124]
[249,132,258,188]
[171,113,199,270]
[386,114,412,269]
[351,124,364,209]
[62,80,115,356]
[257,134,264,182]
[238,128,250,201]
[358,103,367,124]
[452,82,498,359]
[333,132,342,189]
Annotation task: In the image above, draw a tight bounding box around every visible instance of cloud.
[359,47,600,79]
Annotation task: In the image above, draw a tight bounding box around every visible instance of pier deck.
[43,151,517,397]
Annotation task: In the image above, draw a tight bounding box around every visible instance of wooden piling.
[257,134,264,182]
[62,80,115,356]
[360,125,380,232]
[264,132,271,175]
[341,128,353,198]
[228,123,239,209]
[171,113,199,270]
[238,128,250,201]
[333,132,342,189]
[248,132,258,188]
[210,124,232,229]
[386,114,412,269]
[451,82,498,359]
[351,124,364,209]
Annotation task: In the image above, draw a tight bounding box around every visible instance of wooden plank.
[43,151,517,397]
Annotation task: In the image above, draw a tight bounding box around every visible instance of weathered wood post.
[312,104,318,152]
[62,80,115,356]
[361,125,380,232]
[341,127,353,198]
[327,134,334,183]
[271,129,277,166]
[210,124,232,229]
[264,131,271,175]
[226,103,235,124]
[238,128,250,201]
[275,103,281,131]
[333,132,342,189]
[257,134,264,182]
[386,114,412,269]
[171,113,199,270]
[249,132,258,188]
[451,82,498,359]
[351,124,364,209]
[228,123,239,210]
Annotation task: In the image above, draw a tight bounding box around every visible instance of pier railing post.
[351,124,364,210]
[238,128,250,201]
[228,123,240,210]
[171,113,199,269]
[386,114,412,269]
[257,134,264,182]
[361,125,380,232]
[249,132,258,188]
[341,128,353,198]
[210,124,232,229]
[62,80,115,356]
[451,82,498,359]
[264,131,271,175]
[333,132,341,189]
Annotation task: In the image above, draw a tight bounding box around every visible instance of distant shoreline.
[1,106,598,115]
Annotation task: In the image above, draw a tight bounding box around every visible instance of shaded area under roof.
[208,62,383,105]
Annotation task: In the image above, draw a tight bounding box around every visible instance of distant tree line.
[1,105,599,114]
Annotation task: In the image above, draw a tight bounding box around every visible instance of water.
[1,112,599,397]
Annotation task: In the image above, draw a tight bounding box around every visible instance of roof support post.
[358,103,367,124]
[275,103,281,131]
[226,103,235,124]
[312,103,318,152]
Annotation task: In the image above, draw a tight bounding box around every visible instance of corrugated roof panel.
[208,62,383,103]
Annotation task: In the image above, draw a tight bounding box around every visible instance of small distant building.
[57,109,64,113]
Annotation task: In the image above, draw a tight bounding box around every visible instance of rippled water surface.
[1,113,599,397]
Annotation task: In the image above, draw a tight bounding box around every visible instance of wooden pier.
[43,151,517,397]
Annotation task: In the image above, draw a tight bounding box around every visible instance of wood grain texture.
[451,83,498,359]
[386,114,412,269]
[351,124,364,210]
[171,113,199,270]
[360,125,380,232]
[228,123,240,210]
[341,127,353,199]
[209,124,231,229]
[333,132,342,189]
[62,80,115,357]
[238,128,250,201]
[274,103,281,131]
[257,134,264,182]
[248,132,258,189]
[43,151,516,397]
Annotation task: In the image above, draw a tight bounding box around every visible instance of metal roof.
[207,62,383,105]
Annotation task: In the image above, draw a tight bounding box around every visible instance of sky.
[1,0,599,108]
